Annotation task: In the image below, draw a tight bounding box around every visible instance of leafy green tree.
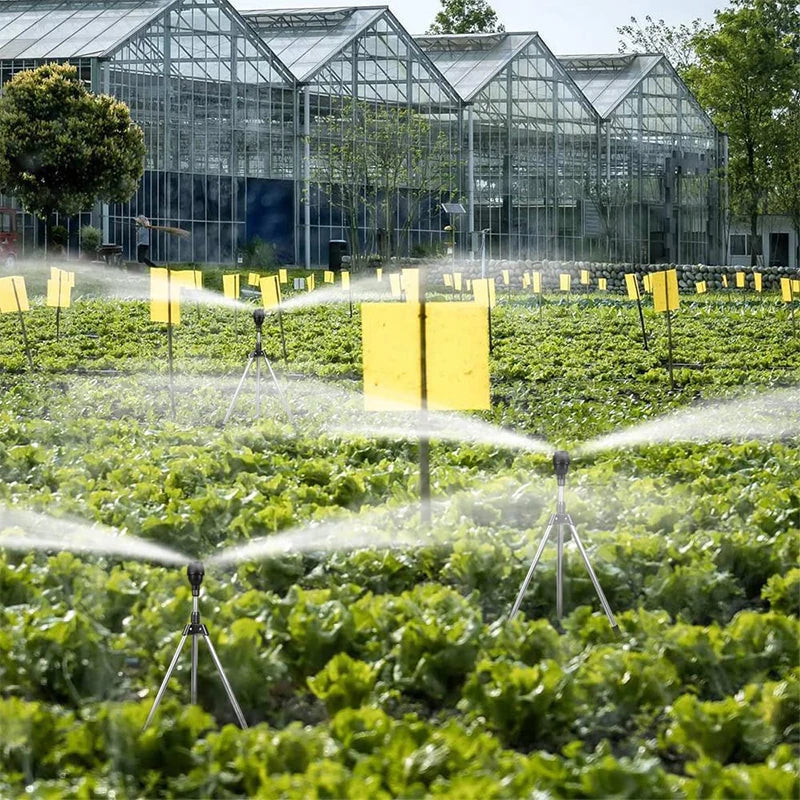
[0,63,145,228]
[617,15,709,78]
[771,100,800,267]
[685,0,800,266]
[427,0,504,35]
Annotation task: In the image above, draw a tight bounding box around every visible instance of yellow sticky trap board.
[453,272,463,291]
[341,270,350,290]
[324,270,335,284]
[150,268,181,325]
[46,274,72,308]
[722,275,728,288]
[466,279,472,291]
[598,278,607,291]
[261,275,282,309]
[472,278,497,309]
[278,269,288,284]
[559,273,571,292]
[222,273,240,300]
[248,272,260,287]
[753,272,762,292]
[793,279,800,293]
[532,271,542,294]
[361,302,490,411]
[580,269,590,285]
[736,271,745,288]
[652,269,680,313]
[696,281,707,295]
[624,273,640,301]
[502,269,510,286]
[443,273,453,287]
[172,270,201,291]
[376,268,383,282]
[0,276,29,313]
[389,273,402,298]
[643,274,652,293]
[307,274,316,292]
[402,268,420,303]
[780,278,793,302]
[522,272,530,288]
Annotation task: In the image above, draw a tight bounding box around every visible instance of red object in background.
[0,207,19,268]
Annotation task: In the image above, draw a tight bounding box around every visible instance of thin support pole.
[202,634,248,729]
[791,302,796,336]
[277,308,288,364]
[255,343,261,417]
[635,294,648,351]
[260,353,295,429]
[556,522,564,619]
[143,632,188,731]
[488,306,493,355]
[566,521,618,630]
[166,269,176,420]
[11,280,33,370]
[56,305,61,342]
[666,307,674,389]
[419,278,431,525]
[509,515,556,619]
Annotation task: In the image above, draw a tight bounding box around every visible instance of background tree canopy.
[427,0,504,34]
[0,62,145,221]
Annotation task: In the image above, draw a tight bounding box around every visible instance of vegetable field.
[0,271,798,798]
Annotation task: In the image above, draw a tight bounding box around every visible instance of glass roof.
[416,33,538,102]
[559,53,662,117]
[0,0,175,60]
[243,6,386,82]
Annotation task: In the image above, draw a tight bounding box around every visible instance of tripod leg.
[191,634,198,705]
[509,514,556,620]
[223,355,256,425]
[143,632,189,731]
[566,519,619,631]
[556,522,564,619]
[201,633,248,729]
[261,354,295,428]
[256,351,261,417]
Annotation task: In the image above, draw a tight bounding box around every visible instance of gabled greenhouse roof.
[243,5,386,82]
[0,0,173,60]
[559,53,662,117]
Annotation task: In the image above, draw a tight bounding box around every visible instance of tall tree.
[0,63,145,230]
[685,0,800,266]
[617,16,708,78]
[427,0,504,35]
[771,99,800,267]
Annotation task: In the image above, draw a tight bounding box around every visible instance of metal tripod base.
[223,333,294,427]
[509,510,618,631]
[142,600,248,731]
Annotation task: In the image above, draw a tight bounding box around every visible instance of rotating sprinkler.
[509,451,618,631]
[143,562,248,730]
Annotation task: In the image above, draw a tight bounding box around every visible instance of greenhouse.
[0,2,724,265]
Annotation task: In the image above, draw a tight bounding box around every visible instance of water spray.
[142,561,248,731]
[223,308,294,427]
[509,450,618,631]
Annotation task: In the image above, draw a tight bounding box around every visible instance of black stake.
[634,277,649,351]
[278,307,288,365]
[55,271,62,341]
[488,304,493,355]
[167,269,176,421]
[11,280,33,370]
[418,272,431,525]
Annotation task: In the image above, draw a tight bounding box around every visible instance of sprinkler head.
[253,308,266,329]
[187,561,205,596]
[553,451,570,485]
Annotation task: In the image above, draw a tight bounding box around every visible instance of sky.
[234,0,726,55]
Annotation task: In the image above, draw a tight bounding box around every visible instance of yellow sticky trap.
[522,272,530,288]
[753,272,762,293]
[598,278,607,291]
[0,276,29,313]
[559,273,571,292]
[580,269,589,285]
[651,269,679,313]
[307,274,316,292]
[248,272,260,287]
[261,275,281,309]
[324,270,335,284]
[342,270,350,290]
[172,270,200,291]
[643,274,652,293]
[46,274,72,308]
[453,272,463,291]
[624,273,641,301]
[376,268,383,282]
[473,278,496,309]
[150,268,181,325]
[502,270,509,286]
[443,273,453,287]
[735,271,745,288]
[223,273,240,300]
[466,279,472,291]
[722,275,728,288]
[279,269,288,284]
[793,279,800,293]
[389,273,402,298]
[402,268,420,303]
[361,302,489,411]
[532,272,542,294]
[696,281,707,295]
[780,278,793,302]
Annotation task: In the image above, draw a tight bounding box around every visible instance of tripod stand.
[142,562,248,730]
[509,451,618,632]
[224,308,294,426]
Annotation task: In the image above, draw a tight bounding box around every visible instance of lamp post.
[444,225,455,266]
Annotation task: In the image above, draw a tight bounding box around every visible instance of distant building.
[728,215,798,269]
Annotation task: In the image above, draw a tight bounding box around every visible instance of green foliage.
[427,0,504,34]
[79,225,102,257]
[308,653,378,714]
[238,237,278,269]
[616,15,709,77]
[49,225,68,248]
[0,63,145,219]
[762,568,800,615]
